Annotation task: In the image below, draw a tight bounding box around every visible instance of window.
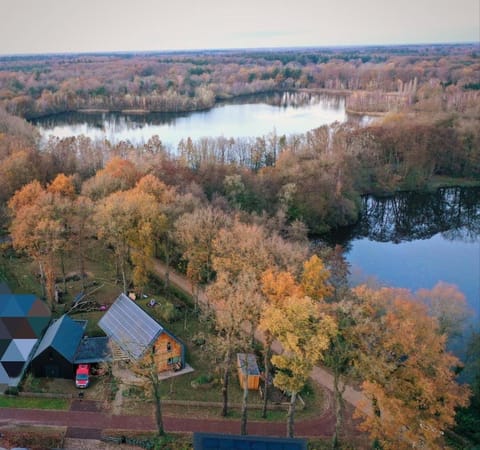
[167,357,173,365]
[166,342,172,352]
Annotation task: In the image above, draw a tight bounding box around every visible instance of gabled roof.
[33,315,84,363]
[237,353,260,375]
[98,293,163,359]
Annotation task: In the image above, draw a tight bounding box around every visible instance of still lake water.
[33,92,350,148]
[331,187,480,324]
[32,95,479,327]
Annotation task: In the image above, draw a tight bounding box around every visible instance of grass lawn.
[0,396,70,410]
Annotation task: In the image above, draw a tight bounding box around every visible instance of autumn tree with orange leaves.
[9,175,76,306]
[351,285,470,449]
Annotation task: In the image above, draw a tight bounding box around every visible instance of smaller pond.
[329,187,480,323]
[32,92,353,148]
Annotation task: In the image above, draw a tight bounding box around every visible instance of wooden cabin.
[99,293,185,373]
[237,353,260,390]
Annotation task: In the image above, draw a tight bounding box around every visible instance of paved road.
[0,400,336,438]
[150,258,369,414]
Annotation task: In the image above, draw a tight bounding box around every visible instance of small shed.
[237,353,260,390]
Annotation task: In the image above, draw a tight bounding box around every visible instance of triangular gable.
[34,315,84,363]
[0,339,10,358]
[0,295,11,316]
[15,295,37,315]
[1,341,25,362]
[2,318,36,339]
[27,316,51,338]
[0,363,9,384]
[0,320,12,339]
[27,298,51,317]
[0,297,24,317]
[11,339,37,360]
[1,361,24,378]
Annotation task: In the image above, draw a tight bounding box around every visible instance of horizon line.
[0,41,477,59]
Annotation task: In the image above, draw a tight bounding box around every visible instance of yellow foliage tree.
[301,254,333,301]
[260,294,337,437]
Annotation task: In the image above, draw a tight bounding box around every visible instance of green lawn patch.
[0,396,70,410]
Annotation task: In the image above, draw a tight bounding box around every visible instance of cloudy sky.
[0,0,478,55]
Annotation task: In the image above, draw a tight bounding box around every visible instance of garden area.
[0,240,328,423]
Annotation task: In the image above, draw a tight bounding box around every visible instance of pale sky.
[0,0,478,55]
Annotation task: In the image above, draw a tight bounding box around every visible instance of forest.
[0,44,479,448]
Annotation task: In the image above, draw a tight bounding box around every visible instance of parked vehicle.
[75,364,90,388]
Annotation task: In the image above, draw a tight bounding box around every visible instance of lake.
[33,92,353,148]
[33,95,478,331]
[330,187,480,326]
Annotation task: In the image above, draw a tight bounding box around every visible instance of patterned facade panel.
[27,316,51,338]
[0,363,9,385]
[2,318,36,339]
[0,297,24,317]
[2,341,25,362]
[12,339,37,360]
[0,339,10,358]
[27,298,51,317]
[14,295,37,315]
[0,321,11,339]
[1,361,25,378]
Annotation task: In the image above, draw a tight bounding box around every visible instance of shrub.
[4,386,18,396]
[159,300,181,323]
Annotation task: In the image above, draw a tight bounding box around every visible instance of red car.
[75,364,90,388]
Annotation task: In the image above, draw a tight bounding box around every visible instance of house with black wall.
[30,315,85,378]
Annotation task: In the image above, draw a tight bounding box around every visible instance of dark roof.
[237,353,260,375]
[33,315,84,363]
[74,336,112,364]
[98,293,163,359]
[193,433,307,450]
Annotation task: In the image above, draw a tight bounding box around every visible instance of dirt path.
[150,258,369,413]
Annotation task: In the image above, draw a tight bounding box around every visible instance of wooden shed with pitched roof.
[237,353,260,390]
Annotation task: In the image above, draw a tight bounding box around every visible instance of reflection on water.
[328,187,480,320]
[32,92,350,148]
[359,187,480,243]
[331,187,480,246]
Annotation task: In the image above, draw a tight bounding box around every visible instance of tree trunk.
[38,259,46,300]
[121,258,127,294]
[287,391,297,438]
[193,283,199,312]
[164,247,170,292]
[240,372,248,435]
[151,370,164,436]
[79,244,86,290]
[332,368,346,449]
[221,349,231,417]
[262,336,272,419]
[60,251,67,294]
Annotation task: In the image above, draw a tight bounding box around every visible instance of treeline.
[1,106,479,235]
[1,44,479,118]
